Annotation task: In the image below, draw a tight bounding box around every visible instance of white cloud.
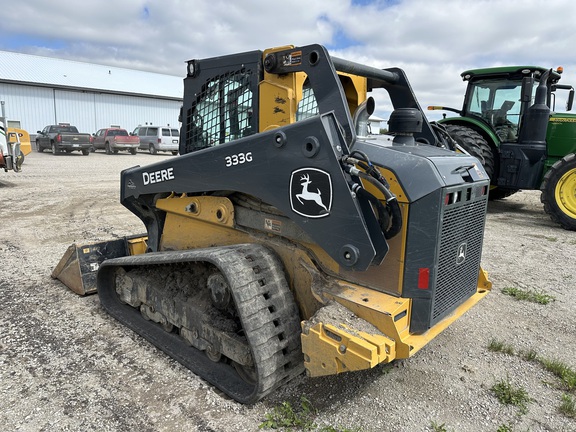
[2,0,576,120]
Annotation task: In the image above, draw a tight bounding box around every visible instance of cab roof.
[461,66,562,82]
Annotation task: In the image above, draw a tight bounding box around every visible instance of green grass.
[501,286,555,305]
[379,363,394,375]
[520,348,538,362]
[496,424,513,432]
[540,358,576,391]
[317,427,362,432]
[491,376,531,414]
[488,339,515,355]
[259,396,362,431]
[559,394,576,418]
[259,397,316,430]
[429,421,448,431]
[486,341,576,420]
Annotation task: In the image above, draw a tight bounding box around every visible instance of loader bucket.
[52,236,147,295]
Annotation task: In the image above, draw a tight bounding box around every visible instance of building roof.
[0,50,183,100]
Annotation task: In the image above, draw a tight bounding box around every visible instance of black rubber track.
[97,243,304,404]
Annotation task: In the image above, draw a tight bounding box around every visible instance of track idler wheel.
[205,345,223,362]
[208,273,233,311]
[140,304,174,333]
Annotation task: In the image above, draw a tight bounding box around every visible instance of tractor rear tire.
[445,124,516,201]
[540,153,576,230]
[445,124,495,177]
[488,187,517,200]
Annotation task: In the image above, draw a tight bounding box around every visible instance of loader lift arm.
[121,112,389,271]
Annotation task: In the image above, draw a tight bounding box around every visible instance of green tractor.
[430,66,576,230]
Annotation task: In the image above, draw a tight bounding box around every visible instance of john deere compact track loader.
[54,44,492,404]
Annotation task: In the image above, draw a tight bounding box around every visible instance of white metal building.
[0,50,183,135]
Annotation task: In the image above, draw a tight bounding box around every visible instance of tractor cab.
[459,66,573,143]
[430,66,576,230]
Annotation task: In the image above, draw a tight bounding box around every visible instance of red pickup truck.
[91,128,140,154]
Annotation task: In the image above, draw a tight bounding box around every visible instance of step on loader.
[53,44,492,403]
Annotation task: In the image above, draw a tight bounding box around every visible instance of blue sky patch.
[352,0,400,7]
[318,14,360,50]
[328,29,361,50]
[1,34,66,51]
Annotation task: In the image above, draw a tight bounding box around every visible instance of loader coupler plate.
[52,236,147,295]
[301,301,396,377]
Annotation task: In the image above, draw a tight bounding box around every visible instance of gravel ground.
[1,150,575,432]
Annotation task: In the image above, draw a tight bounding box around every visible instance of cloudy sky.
[2,0,576,120]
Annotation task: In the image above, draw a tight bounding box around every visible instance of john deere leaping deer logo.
[456,242,467,265]
[290,168,332,218]
[297,173,328,211]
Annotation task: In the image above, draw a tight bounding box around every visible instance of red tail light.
[158,138,161,143]
[56,134,62,143]
[418,268,430,289]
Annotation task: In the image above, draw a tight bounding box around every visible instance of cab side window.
[184,69,254,153]
[297,81,319,121]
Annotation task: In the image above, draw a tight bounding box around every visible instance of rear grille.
[432,190,487,323]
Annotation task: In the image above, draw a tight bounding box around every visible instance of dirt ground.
[1,150,575,432]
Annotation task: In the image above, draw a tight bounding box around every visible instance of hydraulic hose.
[355,171,402,239]
[343,153,402,239]
[430,122,457,150]
[352,185,391,238]
[349,150,384,182]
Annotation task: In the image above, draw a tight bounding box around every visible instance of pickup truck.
[36,124,91,155]
[91,128,140,154]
